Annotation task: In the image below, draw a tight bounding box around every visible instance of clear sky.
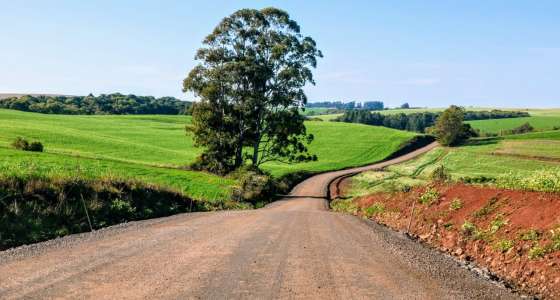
[1,1,559,108]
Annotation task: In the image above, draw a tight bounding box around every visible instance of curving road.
[0,142,517,299]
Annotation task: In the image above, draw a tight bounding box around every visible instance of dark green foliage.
[460,176,496,184]
[505,122,534,135]
[230,167,275,205]
[183,7,322,173]
[11,137,44,152]
[0,176,203,250]
[335,109,529,133]
[430,165,451,182]
[0,94,191,115]
[400,103,410,109]
[428,106,476,146]
[28,141,44,152]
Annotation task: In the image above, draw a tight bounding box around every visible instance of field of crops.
[0,109,415,200]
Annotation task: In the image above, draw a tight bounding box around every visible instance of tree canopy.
[335,109,529,133]
[0,94,191,115]
[428,105,477,146]
[184,7,322,174]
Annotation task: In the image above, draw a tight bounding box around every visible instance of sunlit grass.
[0,109,416,199]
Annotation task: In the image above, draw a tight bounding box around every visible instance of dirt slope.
[0,142,517,299]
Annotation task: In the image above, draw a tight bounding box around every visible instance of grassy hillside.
[348,130,560,197]
[0,109,415,200]
[467,116,560,133]
[263,121,416,176]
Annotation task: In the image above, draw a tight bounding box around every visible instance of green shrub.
[419,187,439,205]
[461,220,487,240]
[528,246,546,259]
[550,228,560,251]
[461,221,477,236]
[460,176,496,184]
[449,198,463,210]
[520,229,541,241]
[489,214,508,234]
[10,137,44,152]
[494,239,514,253]
[28,141,44,152]
[430,165,451,182]
[229,166,275,205]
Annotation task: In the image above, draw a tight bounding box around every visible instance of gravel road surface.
[0,142,518,299]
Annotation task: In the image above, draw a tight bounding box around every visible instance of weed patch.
[331,199,358,214]
[0,175,208,250]
[449,198,463,211]
[473,196,500,218]
[419,187,439,205]
[520,229,541,241]
[363,203,385,217]
[489,214,508,234]
[494,240,514,253]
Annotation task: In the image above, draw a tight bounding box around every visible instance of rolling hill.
[0,108,417,201]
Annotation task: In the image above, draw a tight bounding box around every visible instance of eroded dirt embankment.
[338,182,560,298]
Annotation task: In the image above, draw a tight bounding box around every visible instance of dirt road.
[0,142,517,299]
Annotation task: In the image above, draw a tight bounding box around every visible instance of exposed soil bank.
[339,182,560,299]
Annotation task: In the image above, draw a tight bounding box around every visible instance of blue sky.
[1,1,558,108]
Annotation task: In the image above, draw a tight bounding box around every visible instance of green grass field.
[467,116,560,133]
[349,129,560,197]
[0,109,415,200]
[300,107,331,115]
[379,107,560,134]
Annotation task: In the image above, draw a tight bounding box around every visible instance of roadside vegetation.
[335,112,560,298]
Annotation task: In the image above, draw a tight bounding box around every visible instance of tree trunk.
[235,117,245,168]
[251,108,263,166]
[251,136,260,166]
[235,137,243,168]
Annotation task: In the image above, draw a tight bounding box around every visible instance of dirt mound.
[351,183,560,299]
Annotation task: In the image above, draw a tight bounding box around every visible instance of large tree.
[184,7,322,173]
[429,105,476,146]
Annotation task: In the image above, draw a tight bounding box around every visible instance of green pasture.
[349,129,560,197]
[0,109,415,200]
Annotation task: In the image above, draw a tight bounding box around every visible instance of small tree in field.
[429,105,473,146]
[184,7,322,174]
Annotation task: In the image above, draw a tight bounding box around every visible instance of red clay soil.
[345,183,560,299]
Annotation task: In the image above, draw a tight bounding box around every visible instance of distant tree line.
[307,101,384,110]
[334,109,530,132]
[0,93,192,115]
